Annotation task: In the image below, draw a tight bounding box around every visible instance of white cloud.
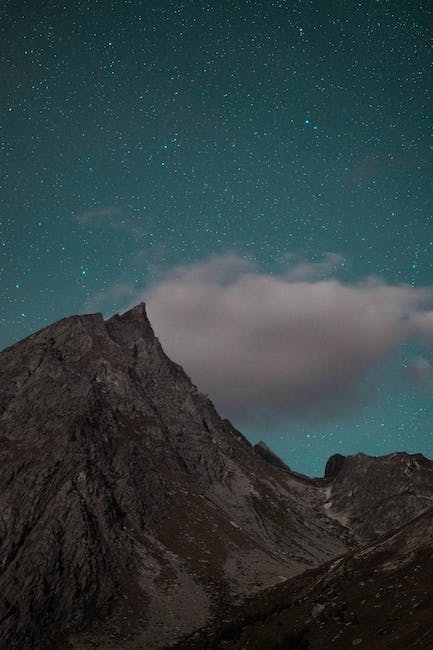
[123,253,433,420]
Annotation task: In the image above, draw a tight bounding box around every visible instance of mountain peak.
[106,302,155,346]
[324,453,346,479]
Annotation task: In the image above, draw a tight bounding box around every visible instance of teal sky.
[1,1,432,475]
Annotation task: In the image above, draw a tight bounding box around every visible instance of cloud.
[76,207,122,224]
[283,252,345,281]
[346,150,427,186]
[85,282,136,313]
[124,253,433,421]
[76,206,147,238]
[405,357,433,388]
[410,311,433,347]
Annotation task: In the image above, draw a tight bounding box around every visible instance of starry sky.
[1,0,432,475]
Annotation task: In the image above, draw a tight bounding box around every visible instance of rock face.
[322,451,433,543]
[0,304,349,650]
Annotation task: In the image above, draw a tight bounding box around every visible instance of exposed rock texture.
[0,304,349,650]
[322,451,433,543]
[176,451,433,649]
[178,507,433,649]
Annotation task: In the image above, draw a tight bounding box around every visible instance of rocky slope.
[0,304,349,650]
[176,507,433,649]
[172,452,433,649]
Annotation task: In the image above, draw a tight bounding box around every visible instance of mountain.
[2,304,433,649]
[0,304,349,650]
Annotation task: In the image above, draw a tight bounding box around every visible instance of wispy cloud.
[283,252,345,281]
[76,206,122,224]
[76,206,147,237]
[84,282,136,313]
[405,357,433,389]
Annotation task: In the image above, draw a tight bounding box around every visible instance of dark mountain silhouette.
[1,304,432,649]
[254,441,291,472]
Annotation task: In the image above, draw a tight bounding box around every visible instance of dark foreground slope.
[0,305,349,650]
[176,507,433,650]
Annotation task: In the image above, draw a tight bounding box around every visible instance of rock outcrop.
[324,453,346,479]
[322,451,433,543]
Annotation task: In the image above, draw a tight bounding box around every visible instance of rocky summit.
[1,304,433,649]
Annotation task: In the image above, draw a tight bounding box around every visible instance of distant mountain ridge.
[0,304,432,649]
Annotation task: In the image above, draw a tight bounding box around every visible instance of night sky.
[1,1,432,475]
